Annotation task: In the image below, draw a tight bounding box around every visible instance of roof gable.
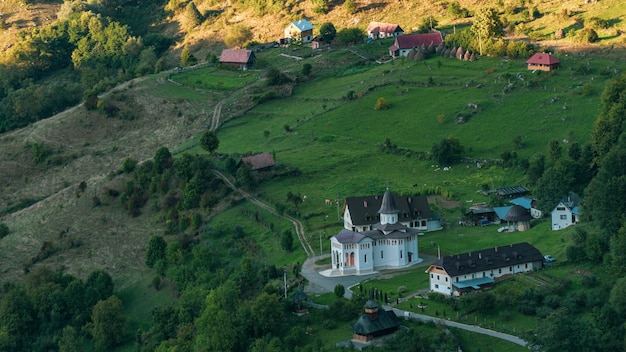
[345,193,432,226]
[240,152,275,170]
[367,22,403,34]
[526,52,560,65]
[219,49,254,64]
[429,242,543,277]
[288,19,313,32]
[393,32,443,49]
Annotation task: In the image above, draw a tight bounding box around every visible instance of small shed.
[240,152,276,171]
[352,298,401,343]
[526,53,560,71]
[219,49,256,70]
[502,205,532,231]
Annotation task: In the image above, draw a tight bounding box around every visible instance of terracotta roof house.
[284,19,314,43]
[366,22,404,40]
[526,52,560,71]
[426,242,544,296]
[219,49,256,70]
[330,188,423,276]
[389,32,443,57]
[352,297,401,343]
[240,152,276,171]
[551,192,581,230]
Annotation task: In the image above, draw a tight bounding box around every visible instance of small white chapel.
[329,188,421,276]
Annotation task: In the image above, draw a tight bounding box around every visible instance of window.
[525,263,528,269]
[445,277,448,282]
[560,214,567,220]
[437,275,440,280]
[431,274,433,278]
[400,250,403,259]
[498,268,502,274]
[381,251,384,259]
[435,284,439,289]
[364,254,367,263]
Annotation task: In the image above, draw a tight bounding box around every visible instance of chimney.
[495,246,498,253]
[479,253,482,260]
[364,201,368,207]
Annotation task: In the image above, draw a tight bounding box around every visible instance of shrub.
[0,223,9,238]
[577,28,599,43]
[374,97,390,110]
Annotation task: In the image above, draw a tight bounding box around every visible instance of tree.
[85,270,114,306]
[90,295,126,351]
[344,0,357,14]
[154,146,173,174]
[146,235,167,268]
[431,136,464,164]
[286,191,303,211]
[336,27,365,45]
[184,2,202,30]
[236,162,256,189]
[301,63,312,76]
[281,230,293,251]
[180,45,197,67]
[334,284,346,298]
[58,325,81,352]
[0,223,8,239]
[375,97,390,110]
[416,16,438,33]
[200,130,219,154]
[471,8,504,39]
[547,139,562,163]
[224,25,252,48]
[318,22,337,44]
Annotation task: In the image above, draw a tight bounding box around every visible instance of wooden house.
[219,49,255,70]
[526,52,560,71]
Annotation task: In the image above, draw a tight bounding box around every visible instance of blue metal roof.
[509,197,532,209]
[290,19,313,31]
[453,277,495,289]
[494,206,512,219]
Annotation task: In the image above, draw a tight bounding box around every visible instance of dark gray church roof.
[345,192,432,226]
[378,188,399,214]
[352,307,401,335]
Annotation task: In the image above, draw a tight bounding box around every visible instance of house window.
[437,275,440,280]
[381,251,384,259]
[435,284,439,289]
[445,277,448,282]
[509,267,512,272]
[455,277,458,282]
[364,254,367,263]
[400,250,403,259]
[431,274,433,278]
[560,215,567,220]
[498,269,501,274]
[525,263,528,269]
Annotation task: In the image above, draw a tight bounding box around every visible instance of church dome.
[378,188,399,214]
[503,205,532,222]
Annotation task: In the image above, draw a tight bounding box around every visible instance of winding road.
[201,74,528,349]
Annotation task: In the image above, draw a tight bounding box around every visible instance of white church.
[329,188,422,275]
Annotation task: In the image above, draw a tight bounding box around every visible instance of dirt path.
[213,170,316,257]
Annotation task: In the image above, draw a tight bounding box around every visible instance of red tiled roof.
[525,52,560,65]
[393,32,443,49]
[219,49,254,64]
[241,152,276,170]
[367,22,402,34]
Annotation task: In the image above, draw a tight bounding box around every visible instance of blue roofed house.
[425,242,544,296]
[551,192,581,230]
[284,19,314,43]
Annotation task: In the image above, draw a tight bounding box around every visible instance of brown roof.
[241,152,275,170]
[367,22,403,34]
[219,49,255,64]
[392,32,443,50]
[525,52,560,65]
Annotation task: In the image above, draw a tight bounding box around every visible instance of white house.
[330,188,421,276]
[425,242,544,296]
[366,22,404,40]
[284,19,314,43]
[343,192,441,233]
[551,192,581,230]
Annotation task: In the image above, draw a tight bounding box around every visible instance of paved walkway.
[300,254,528,348]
